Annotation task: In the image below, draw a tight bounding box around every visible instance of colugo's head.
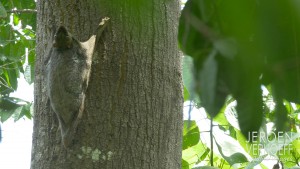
[53,26,73,49]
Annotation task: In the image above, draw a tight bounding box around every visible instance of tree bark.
[32,0,182,169]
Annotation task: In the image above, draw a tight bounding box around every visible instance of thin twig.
[6,9,37,14]
[0,76,13,90]
[210,118,214,167]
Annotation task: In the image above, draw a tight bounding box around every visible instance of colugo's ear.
[94,17,110,46]
[53,26,74,49]
[81,17,110,56]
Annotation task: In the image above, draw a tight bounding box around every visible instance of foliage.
[179,0,300,142]
[182,99,300,168]
[0,0,36,122]
[180,0,300,168]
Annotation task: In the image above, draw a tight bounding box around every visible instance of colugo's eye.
[54,35,57,38]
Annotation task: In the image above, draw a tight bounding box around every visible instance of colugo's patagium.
[46,26,92,147]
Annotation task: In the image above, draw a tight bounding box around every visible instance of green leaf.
[199,50,227,117]
[15,103,32,121]
[178,0,211,59]
[0,97,31,122]
[13,14,20,26]
[258,2,300,103]
[224,101,239,130]
[23,28,36,39]
[235,84,263,142]
[0,2,7,18]
[234,129,251,156]
[278,138,300,168]
[1,108,15,122]
[213,107,229,126]
[27,48,35,83]
[193,166,220,169]
[245,154,267,169]
[273,98,289,132]
[28,48,36,65]
[199,50,217,115]
[7,68,18,90]
[182,143,208,168]
[214,136,249,166]
[184,86,190,101]
[199,148,210,161]
[183,55,194,101]
[227,153,248,165]
[292,140,300,155]
[0,97,22,122]
[0,24,13,42]
[183,120,200,150]
[24,65,34,84]
[213,38,237,59]
[0,97,21,111]
[182,159,190,169]
[183,129,208,168]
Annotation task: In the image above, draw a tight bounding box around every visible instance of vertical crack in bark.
[117,40,128,98]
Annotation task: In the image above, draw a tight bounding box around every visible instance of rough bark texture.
[32,0,182,169]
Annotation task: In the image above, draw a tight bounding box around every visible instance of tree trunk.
[31,0,183,169]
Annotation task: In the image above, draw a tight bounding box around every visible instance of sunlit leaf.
[245,154,267,169]
[183,55,194,101]
[183,120,200,150]
[13,14,20,26]
[184,86,190,102]
[24,65,33,84]
[182,159,190,169]
[193,166,220,169]
[214,134,249,165]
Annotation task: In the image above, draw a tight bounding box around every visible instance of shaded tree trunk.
[31,0,183,168]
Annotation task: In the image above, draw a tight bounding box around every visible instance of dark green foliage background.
[180,0,300,168]
[179,0,300,139]
[0,0,35,122]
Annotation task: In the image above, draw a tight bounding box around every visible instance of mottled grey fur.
[46,26,91,147]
